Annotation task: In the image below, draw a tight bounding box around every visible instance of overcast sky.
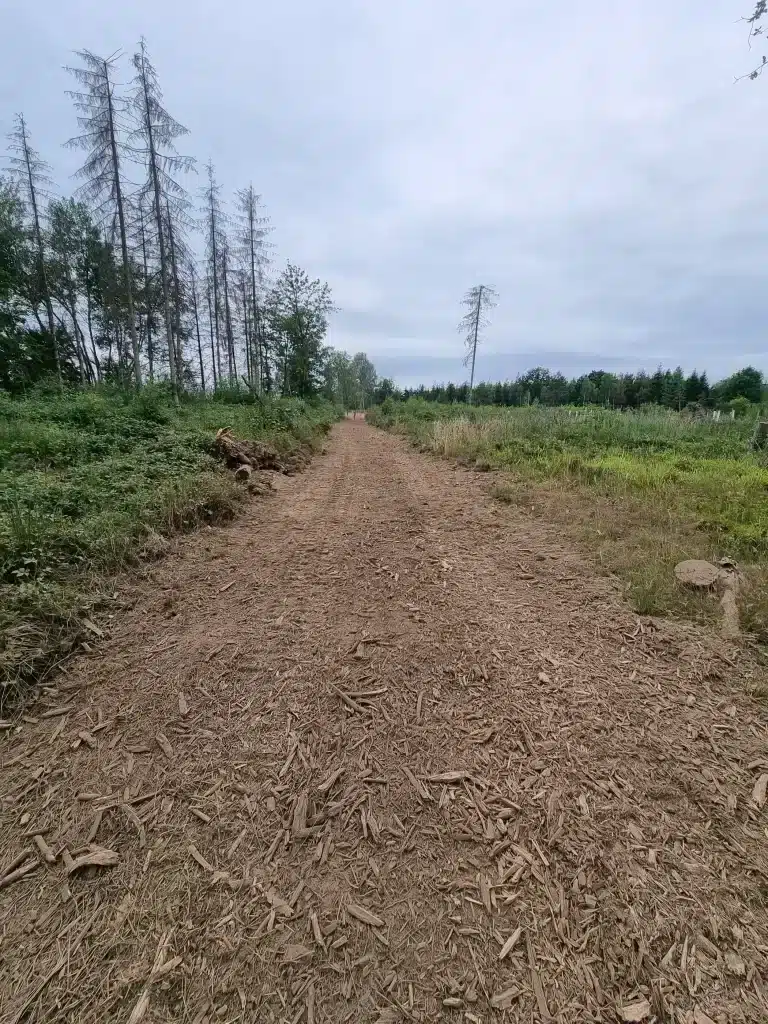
[2,1,767,386]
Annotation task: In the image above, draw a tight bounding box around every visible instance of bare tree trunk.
[190,270,206,392]
[209,217,223,383]
[139,208,154,380]
[103,62,141,389]
[20,122,61,382]
[85,286,101,381]
[137,58,177,400]
[468,285,483,406]
[166,203,184,385]
[205,277,218,390]
[221,246,236,382]
[67,288,94,383]
[247,204,262,393]
[240,276,251,384]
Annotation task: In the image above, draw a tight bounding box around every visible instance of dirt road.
[2,420,767,1023]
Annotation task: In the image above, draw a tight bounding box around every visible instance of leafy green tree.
[351,352,377,409]
[711,366,763,406]
[268,263,333,398]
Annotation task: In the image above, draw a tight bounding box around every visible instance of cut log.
[214,428,285,472]
[234,464,252,482]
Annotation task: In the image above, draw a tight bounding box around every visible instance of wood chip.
[621,1000,651,1022]
[490,987,519,1009]
[155,733,173,758]
[292,791,308,834]
[66,847,119,874]
[346,903,384,928]
[0,858,39,890]
[725,949,746,976]
[498,926,522,960]
[122,804,147,847]
[427,771,472,783]
[33,834,56,864]
[402,766,431,801]
[693,1011,716,1024]
[188,844,214,872]
[317,766,345,794]
[282,944,313,962]
[329,684,365,714]
[178,692,189,716]
[39,704,75,719]
[751,773,768,808]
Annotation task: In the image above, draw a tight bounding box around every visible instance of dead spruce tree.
[130,38,195,397]
[201,162,227,384]
[6,114,61,380]
[66,50,142,387]
[235,185,272,392]
[458,284,498,405]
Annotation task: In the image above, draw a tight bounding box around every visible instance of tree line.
[0,41,378,405]
[377,365,766,413]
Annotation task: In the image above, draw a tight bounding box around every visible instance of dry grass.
[373,401,768,643]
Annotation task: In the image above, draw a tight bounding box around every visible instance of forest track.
[1,419,767,1024]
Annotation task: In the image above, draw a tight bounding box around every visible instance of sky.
[2,0,767,387]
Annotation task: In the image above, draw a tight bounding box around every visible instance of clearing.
[1,419,767,1024]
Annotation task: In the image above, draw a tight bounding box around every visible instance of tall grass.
[369,398,768,639]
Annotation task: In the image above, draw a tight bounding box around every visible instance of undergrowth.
[0,382,340,705]
[369,398,768,641]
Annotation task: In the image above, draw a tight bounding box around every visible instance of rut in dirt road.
[2,419,767,1024]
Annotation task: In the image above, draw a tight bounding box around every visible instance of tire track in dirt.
[1,419,767,1023]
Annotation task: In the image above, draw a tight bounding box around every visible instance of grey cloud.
[2,0,767,386]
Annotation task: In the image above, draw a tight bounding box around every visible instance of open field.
[368,399,768,643]
[0,384,339,697]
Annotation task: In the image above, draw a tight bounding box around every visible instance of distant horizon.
[372,352,767,390]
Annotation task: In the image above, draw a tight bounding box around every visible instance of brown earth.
[1,419,768,1024]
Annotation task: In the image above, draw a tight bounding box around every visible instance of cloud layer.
[3,0,766,384]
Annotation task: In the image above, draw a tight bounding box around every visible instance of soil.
[1,419,767,1024]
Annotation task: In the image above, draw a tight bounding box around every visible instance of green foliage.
[379,364,765,414]
[0,384,340,691]
[371,399,768,638]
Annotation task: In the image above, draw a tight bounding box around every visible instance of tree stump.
[674,559,720,589]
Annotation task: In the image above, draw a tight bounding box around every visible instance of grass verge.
[369,399,768,642]
[0,383,340,706]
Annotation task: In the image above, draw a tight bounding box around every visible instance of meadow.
[368,398,768,643]
[0,383,339,697]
